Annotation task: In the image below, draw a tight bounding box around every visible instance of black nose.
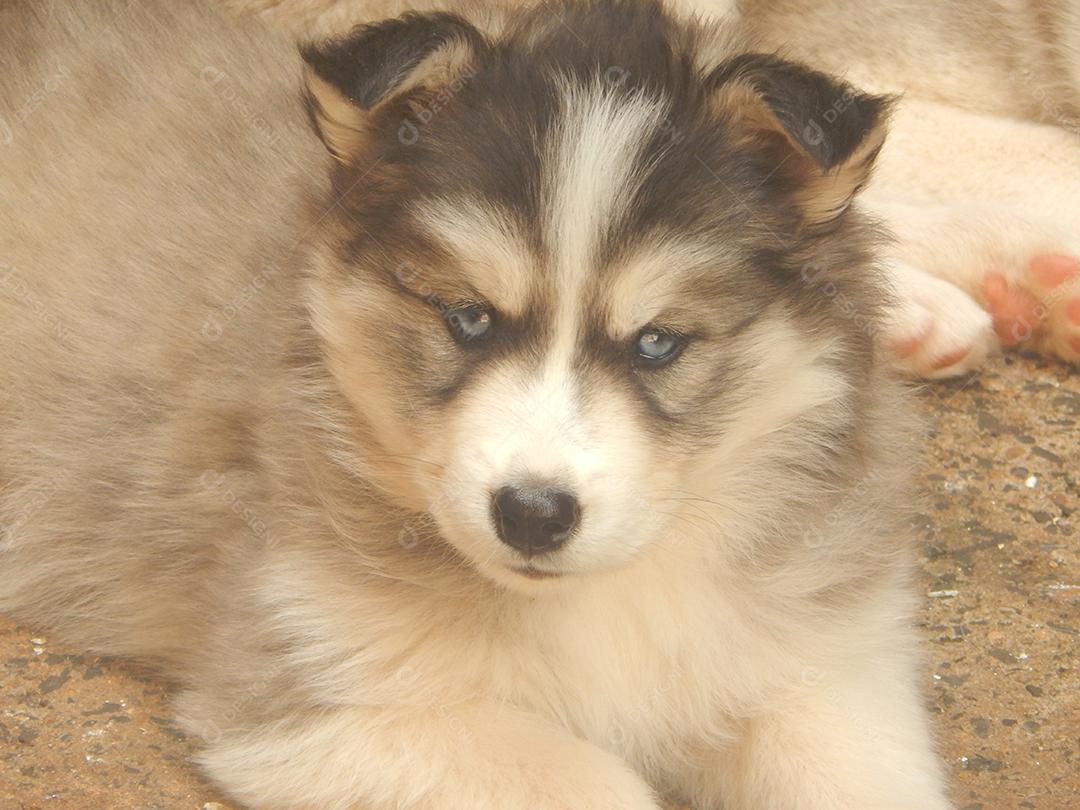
[491,486,580,555]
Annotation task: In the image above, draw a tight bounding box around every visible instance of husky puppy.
[1,0,951,807]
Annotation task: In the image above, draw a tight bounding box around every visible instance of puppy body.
[1,1,949,808]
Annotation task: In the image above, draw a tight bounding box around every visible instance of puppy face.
[303,0,892,590]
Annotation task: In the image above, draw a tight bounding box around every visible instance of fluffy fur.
[0,0,973,808]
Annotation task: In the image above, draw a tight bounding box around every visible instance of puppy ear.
[301,12,484,163]
[707,54,894,228]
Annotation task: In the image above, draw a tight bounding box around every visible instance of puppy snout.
[491,485,580,555]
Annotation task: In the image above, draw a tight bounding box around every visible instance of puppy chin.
[477,557,579,594]
[471,540,655,595]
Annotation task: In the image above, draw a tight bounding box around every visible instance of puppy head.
[302,0,893,591]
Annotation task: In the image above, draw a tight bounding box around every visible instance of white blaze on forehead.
[443,85,673,507]
[544,80,670,364]
[412,197,533,314]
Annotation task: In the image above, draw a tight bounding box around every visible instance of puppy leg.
[682,646,950,809]
[182,699,663,810]
[869,199,1080,363]
[874,98,1080,212]
[866,99,1080,363]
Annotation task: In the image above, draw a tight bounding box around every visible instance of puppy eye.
[635,328,686,367]
[444,303,494,345]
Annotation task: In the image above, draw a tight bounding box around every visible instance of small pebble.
[1024,475,1038,488]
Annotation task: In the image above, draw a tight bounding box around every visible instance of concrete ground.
[1,352,1077,810]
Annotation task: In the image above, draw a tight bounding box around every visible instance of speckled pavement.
[1,352,1077,810]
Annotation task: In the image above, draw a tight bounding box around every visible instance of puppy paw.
[544,763,663,810]
[884,262,994,379]
[980,252,1080,362]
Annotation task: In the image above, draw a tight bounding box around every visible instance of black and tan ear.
[707,54,894,228]
[301,12,485,163]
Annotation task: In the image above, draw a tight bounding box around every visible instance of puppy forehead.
[397,26,789,345]
[410,81,677,313]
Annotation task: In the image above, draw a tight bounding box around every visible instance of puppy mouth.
[508,564,563,580]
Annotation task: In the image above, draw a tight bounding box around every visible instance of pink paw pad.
[1067,297,1080,326]
[981,273,1043,346]
[930,346,973,370]
[1030,254,1080,288]
[891,324,932,360]
[1004,254,1080,361]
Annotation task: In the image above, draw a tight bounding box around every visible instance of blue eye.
[635,329,685,366]
[445,304,494,344]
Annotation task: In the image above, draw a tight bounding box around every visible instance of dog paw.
[979,252,1080,362]
[884,262,994,379]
